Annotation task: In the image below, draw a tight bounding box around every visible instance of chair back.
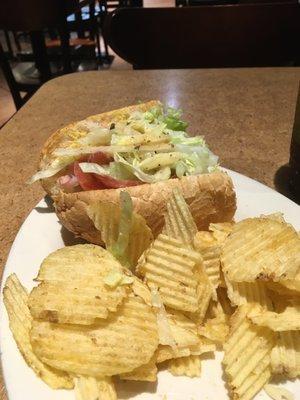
[0,0,77,31]
[104,2,300,68]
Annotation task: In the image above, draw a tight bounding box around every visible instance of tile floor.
[0,0,173,127]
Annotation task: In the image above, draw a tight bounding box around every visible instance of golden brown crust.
[54,172,236,244]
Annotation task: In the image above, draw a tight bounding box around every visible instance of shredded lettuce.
[109,191,133,267]
[151,288,177,348]
[144,106,163,123]
[115,154,171,183]
[28,156,75,183]
[108,162,137,180]
[79,162,109,175]
[30,103,219,185]
[163,107,188,131]
[27,166,63,184]
[78,127,111,146]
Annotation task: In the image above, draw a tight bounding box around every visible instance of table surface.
[0,67,299,399]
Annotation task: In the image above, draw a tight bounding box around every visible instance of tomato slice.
[73,162,105,190]
[93,174,141,189]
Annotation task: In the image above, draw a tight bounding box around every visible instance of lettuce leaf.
[164,107,188,131]
[109,191,133,268]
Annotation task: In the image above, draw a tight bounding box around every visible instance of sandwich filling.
[30,103,218,192]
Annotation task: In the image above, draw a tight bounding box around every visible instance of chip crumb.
[104,271,134,288]
[264,384,294,400]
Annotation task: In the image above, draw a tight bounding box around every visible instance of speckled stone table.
[0,68,299,399]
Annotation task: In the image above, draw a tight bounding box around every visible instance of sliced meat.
[73,162,105,191]
[88,152,112,165]
[93,174,142,189]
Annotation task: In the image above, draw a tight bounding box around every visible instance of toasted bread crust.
[54,172,236,244]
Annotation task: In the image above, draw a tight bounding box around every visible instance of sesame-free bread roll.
[54,172,236,244]
[35,100,236,243]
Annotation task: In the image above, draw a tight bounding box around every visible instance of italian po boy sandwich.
[30,100,236,243]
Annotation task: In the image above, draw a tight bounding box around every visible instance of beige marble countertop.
[0,67,299,399]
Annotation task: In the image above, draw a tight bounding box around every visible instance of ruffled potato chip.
[74,376,116,400]
[194,231,221,300]
[137,234,204,313]
[271,330,300,378]
[162,188,197,247]
[221,218,300,282]
[30,294,159,377]
[168,355,201,378]
[30,245,129,325]
[3,274,73,390]
[223,305,275,400]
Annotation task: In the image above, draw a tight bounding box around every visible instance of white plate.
[1,169,299,400]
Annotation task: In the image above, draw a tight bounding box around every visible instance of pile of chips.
[3,191,300,400]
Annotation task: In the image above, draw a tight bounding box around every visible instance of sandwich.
[30,100,236,243]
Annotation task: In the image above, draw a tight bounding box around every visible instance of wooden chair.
[177,0,296,6]
[0,0,81,109]
[177,0,237,6]
[104,2,300,69]
[0,0,108,109]
[98,0,143,59]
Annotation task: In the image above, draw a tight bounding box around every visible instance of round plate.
[1,170,299,400]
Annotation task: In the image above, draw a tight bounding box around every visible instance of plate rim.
[0,168,299,400]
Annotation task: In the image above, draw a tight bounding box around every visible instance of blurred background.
[0,0,299,127]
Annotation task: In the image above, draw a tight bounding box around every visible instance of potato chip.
[194,231,221,299]
[166,309,200,348]
[280,278,300,294]
[268,281,300,298]
[209,222,234,243]
[155,337,216,364]
[30,294,159,377]
[29,280,128,325]
[162,188,197,246]
[221,218,300,282]
[264,384,294,400]
[249,303,300,331]
[217,287,235,316]
[31,245,128,324]
[186,263,212,325]
[74,376,116,400]
[87,202,118,248]
[198,302,229,345]
[260,213,285,223]
[223,305,275,400]
[3,274,73,389]
[271,330,300,378]
[151,297,201,349]
[131,276,152,306]
[87,199,153,268]
[137,234,204,313]
[168,355,201,378]
[224,276,273,309]
[189,337,216,355]
[120,355,157,382]
[37,244,124,282]
[156,345,191,363]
